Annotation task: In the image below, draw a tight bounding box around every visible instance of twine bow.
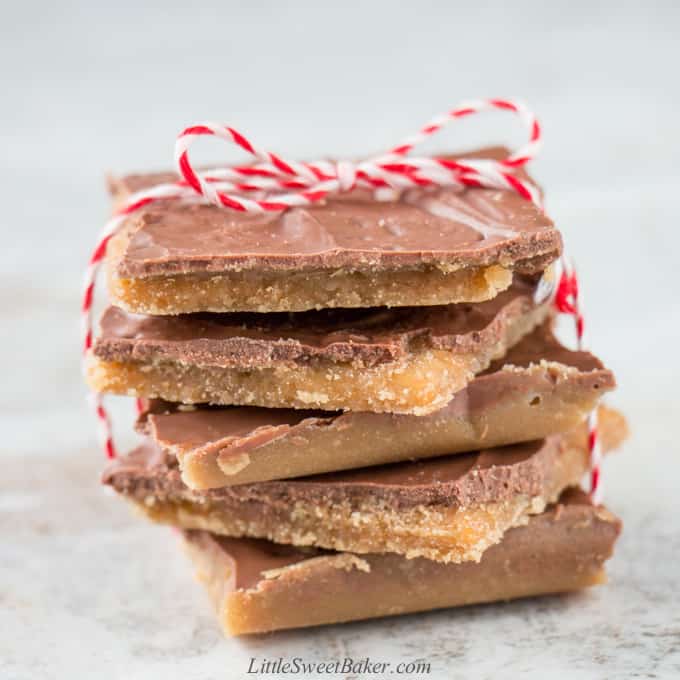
[173,98,542,212]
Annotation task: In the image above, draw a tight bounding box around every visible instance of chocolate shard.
[106,434,569,509]
[93,276,543,369]
[132,322,617,489]
[109,147,560,278]
[181,489,622,635]
[104,409,623,510]
[102,407,626,563]
[87,275,552,413]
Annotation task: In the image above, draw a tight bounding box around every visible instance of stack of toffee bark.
[88,148,627,635]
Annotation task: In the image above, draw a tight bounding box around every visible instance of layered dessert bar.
[137,322,616,489]
[182,489,621,634]
[86,278,548,414]
[88,110,626,642]
[106,148,561,314]
[104,407,626,563]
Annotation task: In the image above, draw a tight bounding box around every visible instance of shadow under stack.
[88,147,627,635]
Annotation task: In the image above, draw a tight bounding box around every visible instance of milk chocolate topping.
[137,322,614,457]
[103,432,568,509]
[109,148,561,277]
[183,488,618,591]
[94,276,543,368]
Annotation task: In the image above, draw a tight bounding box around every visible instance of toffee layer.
[138,323,616,489]
[107,147,561,313]
[183,489,621,634]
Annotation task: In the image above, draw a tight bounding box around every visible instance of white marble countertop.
[2,2,679,678]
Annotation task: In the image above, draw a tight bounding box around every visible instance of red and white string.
[82,98,601,500]
[554,260,603,503]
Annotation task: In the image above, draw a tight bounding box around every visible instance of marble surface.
[2,1,680,678]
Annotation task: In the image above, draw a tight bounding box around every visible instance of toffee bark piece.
[182,489,622,635]
[106,147,561,314]
[138,323,617,489]
[87,278,549,414]
[103,407,626,563]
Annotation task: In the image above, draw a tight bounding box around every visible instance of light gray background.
[2,1,679,678]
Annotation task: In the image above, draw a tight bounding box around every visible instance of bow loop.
[173,98,544,212]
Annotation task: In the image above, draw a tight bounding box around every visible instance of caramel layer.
[108,255,514,315]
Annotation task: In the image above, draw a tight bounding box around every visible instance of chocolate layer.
[109,148,561,277]
[94,276,543,368]
[104,432,571,510]
[137,322,615,461]
[184,488,619,592]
